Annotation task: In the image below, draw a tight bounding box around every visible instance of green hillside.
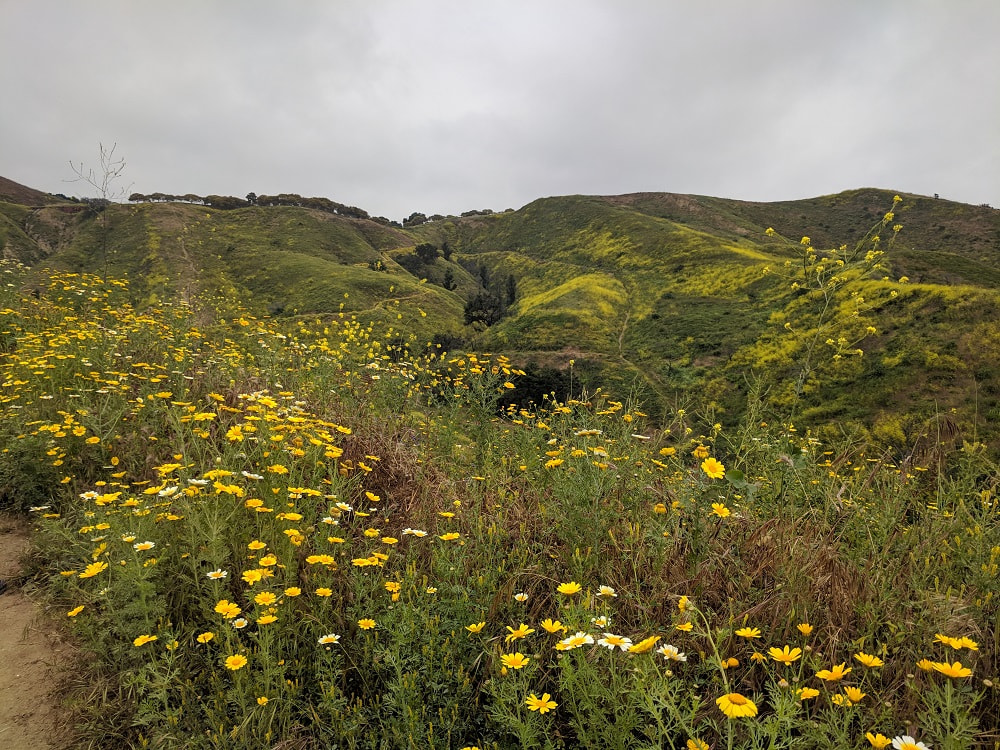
[4,267,997,748]
[3,182,999,453]
[2,179,1000,746]
[4,200,467,342]
[413,191,1000,451]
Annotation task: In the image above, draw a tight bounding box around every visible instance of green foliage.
[415,242,439,264]
[1,269,998,749]
[4,188,1000,450]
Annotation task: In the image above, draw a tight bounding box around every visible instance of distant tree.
[442,268,456,290]
[505,362,574,408]
[341,204,370,219]
[81,197,110,214]
[505,273,517,305]
[204,195,250,210]
[395,253,423,275]
[441,241,452,261]
[430,332,467,352]
[128,192,147,202]
[68,142,130,279]
[403,212,428,227]
[415,243,438,264]
[464,290,506,326]
[246,192,257,205]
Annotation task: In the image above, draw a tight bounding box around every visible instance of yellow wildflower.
[716,692,758,718]
[525,692,557,713]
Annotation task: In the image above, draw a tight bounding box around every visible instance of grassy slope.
[5,186,1000,449]
[611,188,1000,285]
[416,192,1000,446]
[29,202,469,342]
[0,175,59,206]
[414,196,790,403]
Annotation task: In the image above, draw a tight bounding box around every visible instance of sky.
[2,0,998,221]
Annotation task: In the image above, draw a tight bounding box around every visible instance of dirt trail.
[0,516,70,749]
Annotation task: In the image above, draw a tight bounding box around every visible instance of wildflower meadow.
[0,205,997,749]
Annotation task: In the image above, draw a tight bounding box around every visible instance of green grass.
[3,190,1000,453]
[0,201,49,264]
[1,265,997,749]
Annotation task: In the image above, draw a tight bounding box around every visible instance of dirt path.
[0,516,70,750]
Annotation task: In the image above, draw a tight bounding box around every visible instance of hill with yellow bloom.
[0,240,997,748]
[2,179,999,452]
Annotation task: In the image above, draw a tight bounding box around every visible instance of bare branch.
[67,142,131,202]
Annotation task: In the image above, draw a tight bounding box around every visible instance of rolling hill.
[2,178,999,454]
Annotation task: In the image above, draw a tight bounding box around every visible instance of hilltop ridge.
[0,175,59,206]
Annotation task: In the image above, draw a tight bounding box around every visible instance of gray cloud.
[2,0,997,220]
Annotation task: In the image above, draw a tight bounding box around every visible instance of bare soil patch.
[0,516,71,750]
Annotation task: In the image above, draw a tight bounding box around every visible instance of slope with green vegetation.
[1,266,996,749]
[414,190,1000,453]
[3,180,1000,453]
[8,198,468,342]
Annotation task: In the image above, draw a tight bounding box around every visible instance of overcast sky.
[2,1,998,220]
